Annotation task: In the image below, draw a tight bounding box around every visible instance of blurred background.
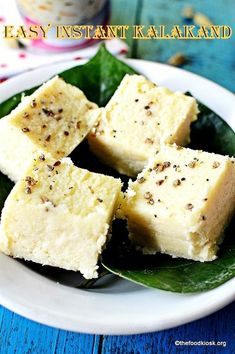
[111,0,235,92]
[0,0,234,91]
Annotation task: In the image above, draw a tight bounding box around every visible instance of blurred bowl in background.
[15,0,110,52]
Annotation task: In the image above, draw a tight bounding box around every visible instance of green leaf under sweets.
[0,45,234,292]
[0,87,36,119]
[18,259,110,289]
[188,94,235,157]
[60,44,137,106]
[102,219,235,293]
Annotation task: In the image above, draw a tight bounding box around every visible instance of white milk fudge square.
[122,144,235,262]
[0,154,122,279]
[0,76,99,182]
[88,74,198,177]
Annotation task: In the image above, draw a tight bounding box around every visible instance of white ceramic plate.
[0,59,234,335]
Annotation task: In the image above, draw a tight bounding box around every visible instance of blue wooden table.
[0,1,235,353]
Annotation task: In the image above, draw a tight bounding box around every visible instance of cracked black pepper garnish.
[155,164,165,172]
[23,112,30,118]
[53,161,61,167]
[76,121,82,129]
[148,198,154,205]
[186,203,194,210]
[42,108,54,117]
[163,161,171,168]
[173,179,181,187]
[144,192,152,199]
[88,186,94,194]
[41,196,50,204]
[22,127,30,133]
[188,161,196,168]
[137,177,146,183]
[47,165,54,171]
[25,187,31,194]
[31,99,37,108]
[39,154,45,161]
[145,138,154,144]
[212,161,220,169]
[25,176,37,186]
[200,215,207,221]
[45,135,51,142]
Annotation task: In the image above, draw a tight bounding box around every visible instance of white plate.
[0,59,234,335]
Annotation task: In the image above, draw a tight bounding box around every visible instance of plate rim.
[0,58,234,335]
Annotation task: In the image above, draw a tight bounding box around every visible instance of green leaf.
[0,172,14,212]
[188,94,235,156]
[0,45,234,292]
[18,259,110,289]
[60,44,137,106]
[102,219,235,293]
[0,88,36,119]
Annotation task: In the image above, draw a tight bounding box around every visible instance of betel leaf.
[0,173,13,212]
[60,44,137,106]
[0,45,234,292]
[0,87,36,119]
[102,218,235,293]
[188,94,235,157]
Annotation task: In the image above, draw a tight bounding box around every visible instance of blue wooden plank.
[0,306,97,354]
[110,0,139,52]
[102,300,235,354]
[55,329,96,354]
[0,307,59,354]
[1,300,234,353]
[135,0,235,92]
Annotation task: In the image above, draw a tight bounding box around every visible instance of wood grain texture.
[110,0,138,52]
[127,0,235,92]
[1,301,235,353]
[0,307,98,354]
[102,301,235,353]
[0,0,234,353]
